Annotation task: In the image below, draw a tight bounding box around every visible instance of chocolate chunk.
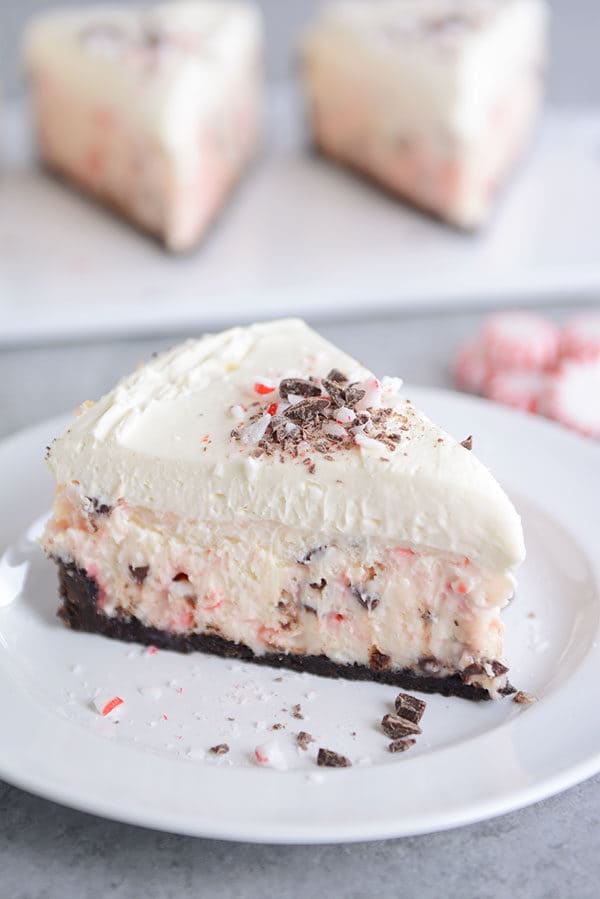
[345,385,366,408]
[351,585,380,612]
[309,578,327,591]
[291,703,304,720]
[89,498,112,515]
[394,693,427,725]
[419,656,441,675]
[460,435,473,450]
[369,646,391,671]
[317,748,352,768]
[490,660,509,677]
[209,743,229,755]
[296,731,314,751]
[381,714,422,739]
[128,565,149,585]
[298,546,326,565]
[283,397,330,423]
[462,662,485,677]
[279,378,322,400]
[513,690,536,705]
[326,369,348,383]
[321,379,347,407]
[388,738,416,753]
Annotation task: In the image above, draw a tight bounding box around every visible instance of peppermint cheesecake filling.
[43,484,513,697]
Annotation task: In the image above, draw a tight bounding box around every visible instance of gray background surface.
[2,0,600,896]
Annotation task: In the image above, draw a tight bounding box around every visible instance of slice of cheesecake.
[41,320,525,699]
[301,0,547,229]
[24,2,263,251]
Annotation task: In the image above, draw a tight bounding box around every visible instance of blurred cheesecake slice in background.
[302,0,548,229]
[24,2,263,251]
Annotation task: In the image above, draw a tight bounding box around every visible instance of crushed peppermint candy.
[232,369,408,460]
[93,694,125,718]
[254,740,288,770]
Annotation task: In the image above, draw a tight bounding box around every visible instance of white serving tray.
[1,88,599,345]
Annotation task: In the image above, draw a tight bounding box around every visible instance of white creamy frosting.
[46,319,525,571]
[302,0,547,146]
[24,1,263,158]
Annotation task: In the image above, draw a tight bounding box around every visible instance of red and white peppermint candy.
[453,341,489,394]
[485,370,548,413]
[482,312,559,371]
[254,740,288,770]
[93,694,125,718]
[544,359,600,439]
[560,313,600,362]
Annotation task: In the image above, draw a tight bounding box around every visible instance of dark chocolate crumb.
[317,748,352,768]
[89,498,112,515]
[381,714,422,739]
[298,545,326,565]
[326,369,348,383]
[128,565,149,585]
[296,731,314,751]
[513,691,537,705]
[172,572,190,582]
[309,579,327,591]
[302,604,318,615]
[389,738,416,753]
[394,693,427,725]
[460,435,473,450]
[291,703,304,720]
[351,585,380,612]
[209,743,229,755]
[270,723,285,731]
[369,646,391,671]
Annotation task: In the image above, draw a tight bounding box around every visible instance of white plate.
[2,90,600,345]
[0,387,599,843]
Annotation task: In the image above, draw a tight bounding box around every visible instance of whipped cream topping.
[24,1,263,156]
[302,0,547,145]
[46,319,525,571]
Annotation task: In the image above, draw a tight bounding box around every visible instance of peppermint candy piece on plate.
[453,340,488,394]
[482,312,559,371]
[560,313,600,362]
[485,370,548,414]
[544,359,600,439]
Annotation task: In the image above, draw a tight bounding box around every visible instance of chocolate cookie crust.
[56,560,494,701]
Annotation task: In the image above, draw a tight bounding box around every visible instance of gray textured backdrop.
[2,0,600,102]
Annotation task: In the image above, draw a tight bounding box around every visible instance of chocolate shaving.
[89,498,112,515]
[345,385,366,407]
[302,604,317,615]
[283,397,330,423]
[381,714,422,739]
[326,369,348,383]
[317,748,352,768]
[279,378,322,399]
[351,585,380,612]
[128,565,149,585]
[394,693,427,725]
[368,646,391,671]
[298,546,326,565]
[460,435,473,450]
[321,379,347,407]
[209,743,229,755]
[388,738,416,753]
[291,703,304,720]
[296,731,314,751]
